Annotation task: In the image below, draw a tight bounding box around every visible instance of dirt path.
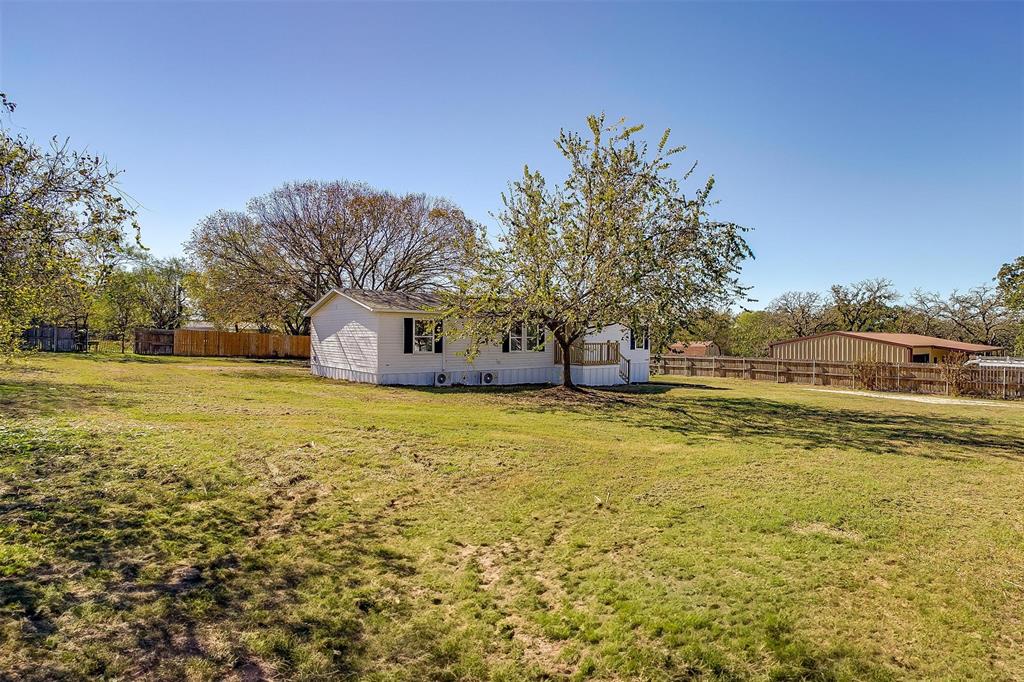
[806,388,1017,408]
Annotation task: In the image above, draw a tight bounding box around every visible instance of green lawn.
[1,354,1022,681]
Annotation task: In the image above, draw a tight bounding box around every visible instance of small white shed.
[305,288,650,387]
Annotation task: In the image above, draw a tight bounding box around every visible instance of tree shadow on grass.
[45,350,167,364]
[0,423,413,680]
[512,390,1024,463]
[0,373,136,419]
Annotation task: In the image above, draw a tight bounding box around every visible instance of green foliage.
[0,93,138,357]
[996,256,1024,354]
[92,269,148,351]
[729,310,788,356]
[134,256,191,329]
[442,115,752,385]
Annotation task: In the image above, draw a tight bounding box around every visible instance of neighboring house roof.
[305,288,444,316]
[668,341,717,353]
[184,320,263,331]
[769,331,1001,353]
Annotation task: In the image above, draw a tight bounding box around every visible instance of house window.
[413,319,438,353]
[509,323,544,352]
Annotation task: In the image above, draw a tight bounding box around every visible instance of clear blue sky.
[3,1,1022,305]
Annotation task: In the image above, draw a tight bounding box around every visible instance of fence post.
[896,363,900,391]
[776,359,780,383]
[1004,366,1008,400]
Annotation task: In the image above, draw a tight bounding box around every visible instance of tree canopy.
[185,181,478,333]
[996,256,1024,354]
[0,93,139,357]
[440,114,752,387]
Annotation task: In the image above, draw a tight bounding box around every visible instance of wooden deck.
[554,341,621,366]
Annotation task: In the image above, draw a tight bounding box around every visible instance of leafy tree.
[94,269,148,352]
[136,256,190,329]
[440,115,752,388]
[996,256,1024,354]
[729,310,787,357]
[0,93,138,357]
[674,308,735,353]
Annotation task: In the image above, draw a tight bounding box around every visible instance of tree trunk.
[558,338,576,390]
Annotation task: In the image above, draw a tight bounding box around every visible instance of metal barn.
[769,332,1001,364]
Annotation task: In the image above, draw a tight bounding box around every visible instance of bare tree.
[768,291,832,337]
[904,289,949,336]
[186,181,478,333]
[828,278,900,331]
[936,285,1007,345]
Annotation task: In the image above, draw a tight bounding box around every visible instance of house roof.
[305,288,444,316]
[668,341,716,351]
[769,331,1002,353]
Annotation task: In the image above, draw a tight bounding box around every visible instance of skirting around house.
[311,361,649,387]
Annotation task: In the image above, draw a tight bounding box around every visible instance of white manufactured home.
[306,289,650,387]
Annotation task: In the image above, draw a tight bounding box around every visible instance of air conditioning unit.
[434,372,452,387]
[479,370,497,386]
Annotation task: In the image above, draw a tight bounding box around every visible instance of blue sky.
[3,1,1022,305]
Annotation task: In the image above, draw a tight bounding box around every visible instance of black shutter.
[629,329,636,350]
[404,318,413,354]
[644,332,649,350]
[538,329,545,350]
[434,321,443,353]
[501,332,510,353]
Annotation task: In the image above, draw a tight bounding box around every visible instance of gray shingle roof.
[337,288,443,312]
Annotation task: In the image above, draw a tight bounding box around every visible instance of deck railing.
[554,341,621,366]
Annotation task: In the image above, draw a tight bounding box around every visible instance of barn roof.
[305,288,444,316]
[769,331,1001,353]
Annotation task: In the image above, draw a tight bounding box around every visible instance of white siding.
[570,365,622,386]
[310,295,379,373]
[376,313,558,376]
[310,303,650,386]
[584,323,650,382]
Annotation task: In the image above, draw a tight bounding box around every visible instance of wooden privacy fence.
[173,329,310,359]
[134,328,175,355]
[653,355,1024,400]
[135,329,310,359]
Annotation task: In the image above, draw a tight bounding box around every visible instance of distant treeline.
[676,270,1024,357]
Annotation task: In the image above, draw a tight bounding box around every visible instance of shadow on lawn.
[0,424,403,680]
[0,374,135,418]
[515,391,1024,462]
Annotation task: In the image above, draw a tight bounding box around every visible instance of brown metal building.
[769,332,1001,364]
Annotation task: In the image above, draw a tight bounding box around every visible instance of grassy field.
[1,353,1022,681]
